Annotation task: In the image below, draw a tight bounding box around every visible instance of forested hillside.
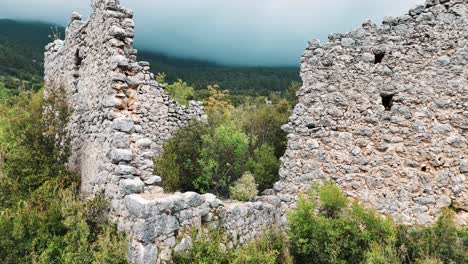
[0,19,300,97]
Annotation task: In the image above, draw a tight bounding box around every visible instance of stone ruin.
[44,0,467,263]
[278,0,468,226]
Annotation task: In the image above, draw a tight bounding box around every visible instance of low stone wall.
[122,193,281,263]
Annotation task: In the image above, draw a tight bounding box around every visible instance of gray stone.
[112,117,135,133]
[460,161,468,173]
[115,165,137,175]
[122,178,144,194]
[144,176,162,185]
[110,149,133,164]
[136,138,152,148]
[341,38,355,47]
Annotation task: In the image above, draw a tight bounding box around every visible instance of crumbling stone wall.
[276,0,468,225]
[44,0,204,214]
[45,0,468,263]
[44,0,281,263]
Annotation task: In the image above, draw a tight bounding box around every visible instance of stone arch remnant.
[44,0,467,263]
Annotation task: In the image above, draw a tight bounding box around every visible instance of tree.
[196,125,249,196]
[204,84,234,126]
[246,144,280,192]
[154,121,210,192]
[288,181,397,264]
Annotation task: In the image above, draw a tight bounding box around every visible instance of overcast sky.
[0,0,424,66]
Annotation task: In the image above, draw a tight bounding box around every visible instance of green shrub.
[173,228,291,264]
[0,90,129,264]
[396,209,467,264]
[229,171,258,202]
[154,120,210,192]
[246,144,279,192]
[288,181,397,264]
[173,229,231,264]
[233,229,292,264]
[236,101,290,158]
[157,73,195,107]
[165,79,195,107]
[197,124,249,196]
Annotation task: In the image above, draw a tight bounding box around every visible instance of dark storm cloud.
[0,0,424,66]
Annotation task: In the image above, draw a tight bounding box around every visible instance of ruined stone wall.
[45,1,281,263]
[45,0,468,263]
[44,0,205,214]
[276,0,468,225]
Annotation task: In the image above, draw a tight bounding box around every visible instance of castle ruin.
[44,0,467,263]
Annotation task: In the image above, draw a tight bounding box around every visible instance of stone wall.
[276,0,468,225]
[44,0,468,263]
[44,0,282,263]
[44,0,205,215]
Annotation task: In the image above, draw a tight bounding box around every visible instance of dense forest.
[0,19,300,98]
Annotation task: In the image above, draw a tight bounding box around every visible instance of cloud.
[0,0,425,66]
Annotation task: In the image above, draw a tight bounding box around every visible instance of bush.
[288,181,397,264]
[173,229,230,264]
[154,120,210,192]
[396,209,467,264]
[196,124,249,196]
[233,229,292,264]
[156,73,195,107]
[173,228,291,264]
[236,100,290,158]
[229,172,258,202]
[0,90,129,264]
[246,144,280,192]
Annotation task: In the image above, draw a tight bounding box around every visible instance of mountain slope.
[0,19,300,94]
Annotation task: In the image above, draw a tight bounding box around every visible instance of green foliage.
[288,181,397,264]
[155,82,291,196]
[233,229,292,264]
[173,228,291,264]
[317,180,348,218]
[246,144,279,192]
[159,75,195,107]
[197,124,249,196]
[0,91,129,264]
[286,81,300,105]
[229,171,258,202]
[236,100,290,158]
[173,229,230,264]
[0,90,69,207]
[154,120,210,192]
[396,209,467,264]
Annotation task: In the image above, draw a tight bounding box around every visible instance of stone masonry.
[44,0,281,263]
[44,0,467,263]
[277,0,468,225]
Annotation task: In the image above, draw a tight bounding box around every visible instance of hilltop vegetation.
[0,19,300,98]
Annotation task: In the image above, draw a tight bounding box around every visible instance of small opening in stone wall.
[374,51,385,64]
[380,94,394,111]
[75,49,83,67]
[306,123,316,129]
[421,165,428,172]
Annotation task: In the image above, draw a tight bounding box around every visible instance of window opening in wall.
[381,94,394,111]
[75,49,83,67]
[374,51,385,64]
